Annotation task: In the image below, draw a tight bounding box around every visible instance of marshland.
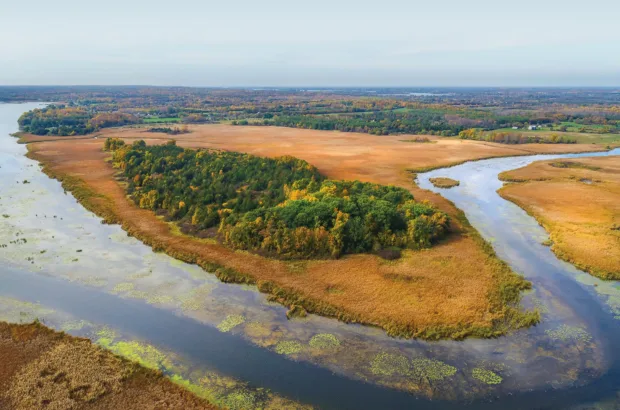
[1,87,620,409]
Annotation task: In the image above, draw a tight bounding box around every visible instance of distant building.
[512,126,519,130]
[528,125,537,130]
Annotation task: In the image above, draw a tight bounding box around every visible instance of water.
[1,102,620,408]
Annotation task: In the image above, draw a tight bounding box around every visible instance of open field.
[23,125,608,339]
[499,156,620,280]
[0,321,215,409]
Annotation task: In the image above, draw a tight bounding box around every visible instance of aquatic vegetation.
[222,391,257,410]
[545,324,592,344]
[60,320,91,332]
[410,358,457,381]
[471,368,503,385]
[0,297,54,323]
[369,352,457,382]
[217,314,246,332]
[112,282,135,293]
[275,340,304,355]
[308,333,340,349]
[94,327,117,347]
[179,284,214,311]
[370,352,411,377]
[107,340,173,370]
[146,294,175,305]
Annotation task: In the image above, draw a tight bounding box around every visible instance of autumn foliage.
[108,139,449,259]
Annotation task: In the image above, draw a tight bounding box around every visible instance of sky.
[2,0,620,87]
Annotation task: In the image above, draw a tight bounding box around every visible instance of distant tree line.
[18,105,139,136]
[458,129,576,144]
[107,138,450,259]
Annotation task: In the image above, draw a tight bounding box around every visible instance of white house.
[528,125,537,130]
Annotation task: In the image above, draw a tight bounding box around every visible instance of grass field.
[23,124,608,339]
[499,156,620,280]
[143,117,181,123]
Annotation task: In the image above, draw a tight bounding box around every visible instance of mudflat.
[499,156,620,280]
[22,124,602,338]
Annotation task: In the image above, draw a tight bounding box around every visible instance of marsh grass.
[499,156,620,280]
[1,322,216,409]
[429,177,460,188]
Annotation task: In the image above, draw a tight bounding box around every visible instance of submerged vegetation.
[369,352,457,382]
[108,139,450,259]
[471,368,503,385]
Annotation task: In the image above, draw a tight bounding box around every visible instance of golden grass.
[0,322,216,409]
[499,156,620,279]
[23,125,552,339]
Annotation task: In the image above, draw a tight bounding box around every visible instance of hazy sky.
[2,0,619,86]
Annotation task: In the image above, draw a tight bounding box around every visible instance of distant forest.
[9,86,620,140]
[106,138,450,259]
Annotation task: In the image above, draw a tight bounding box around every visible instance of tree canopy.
[109,139,450,259]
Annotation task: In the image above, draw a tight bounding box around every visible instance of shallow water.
[1,102,620,408]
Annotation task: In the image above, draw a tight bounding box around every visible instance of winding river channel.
[1,102,619,409]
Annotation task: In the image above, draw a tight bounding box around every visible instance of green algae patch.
[169,375,218,403]
[107,340,173,370]
[309,333,340,349]
[411,358,457,381]
[112,282,135,293]
[545,324,592,344]
[217,314,246,332]
[94,327,118,347]
[275,340,304,355]
[472,368,503,385]
[370,352,411,377]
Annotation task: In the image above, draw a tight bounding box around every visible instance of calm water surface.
[1,102,619,409]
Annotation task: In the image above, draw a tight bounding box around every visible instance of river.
[1,102,619,409]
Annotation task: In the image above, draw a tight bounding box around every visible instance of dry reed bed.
[499,156,620,280]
